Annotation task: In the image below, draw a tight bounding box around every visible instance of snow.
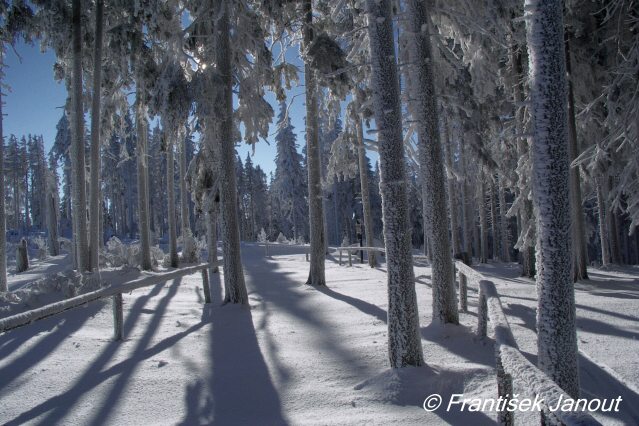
[475,262,639,425]
[0,244,498,425]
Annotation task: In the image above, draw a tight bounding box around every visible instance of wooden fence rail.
[0,263,210,341]
[454,261,601,426]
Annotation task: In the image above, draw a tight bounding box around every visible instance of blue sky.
[3,40,309,178]
[3,38,378,179]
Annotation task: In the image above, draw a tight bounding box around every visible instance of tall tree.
[365,0,424,367]
[525,0,579,398]
[405,0,458,324]
[88,0,104,271]
[303,0,326,286]
[70,0,89,271]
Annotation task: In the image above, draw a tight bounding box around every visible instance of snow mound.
[0,271,104,318]
[353,364,494,407]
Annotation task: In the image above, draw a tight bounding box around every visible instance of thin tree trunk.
[565,32,588,280]
[46,170,60,256]
[478,170,488,264]
[596,176,611,267]
[167,140,178,267]
[498,175,511,262]
[133,21,152,271]
[525,0,579,398]
[215,1,248,304]
[365,0,424,367]
[460,143,472,260]
[444,119,461,256]
[71,0,90,272]
[406,0,458,324]
[490,177,498,260]
[356,117,377,267]
[207,198,219,274]
[303,0,326,286]
[0,52,6,291]
[89,0,104,271]
[511,36,536,278]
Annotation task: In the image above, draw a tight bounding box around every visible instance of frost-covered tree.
[273,101,307,241]
[364,0,423,367]
[404,0,458,324]
[525,0,579,398]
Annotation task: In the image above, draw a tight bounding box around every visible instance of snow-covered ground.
[0,245,637,425]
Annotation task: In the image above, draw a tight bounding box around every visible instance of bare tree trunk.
[490,178,499,260]
[596,176,611,267]
[444,119,461,256]
[498,175,511,262]
[167,141,178,267]
[356,117,377,267]
[89,0,104,272]
[525,0,579,398]
[71,0,90,272]
[179,128,197,262]
[303,0,326,286]
[207,199,219,274]
[215,1,248,304]
[565,32,588,280]
[133,21,152,271]
[0,54,6,291]
[478,170,488,263]
[46,170,60,257]
[406,0,458,324]
[365,0,424,367]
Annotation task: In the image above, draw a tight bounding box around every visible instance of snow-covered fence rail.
[0,263,211,341]
[335,246,385,266]
[455,261,601,426]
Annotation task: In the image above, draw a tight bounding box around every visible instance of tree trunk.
[525,0,579,398]
[207,198,219,274]
[0,56,6,291]
[356,117,377,267]
[303,0,326,286]
[596,176,611,267]
[406,0,458,324]
[365,0,424,367]
[133,22,152,271]
[179,129,196,261]
[167,140,178,267]
[46,171,60,257]
[88,0,104,271]
[478,170,488,264]
[16,238,29,273]
[71,0,90,272]
[498,175,511,262]
[511,35,536,278]
[215,1,248,304]
[565,32,588,280]
[490,178,499,260]
[444,119,461,256]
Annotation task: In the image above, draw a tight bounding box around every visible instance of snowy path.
[1,245,497,425]
[476,262,639,425]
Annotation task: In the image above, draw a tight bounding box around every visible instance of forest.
[0,0,638,424]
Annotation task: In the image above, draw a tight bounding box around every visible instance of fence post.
[264,242,268,257]
[477,285,487,338]
[305,246,309,262]
[201,268,211,304]
[339,249,342,266]
[348,250,352,267]
[113,293,123,341]
[459,272,468,312]
[496,349,514,426]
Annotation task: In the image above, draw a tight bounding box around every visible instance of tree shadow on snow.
[179,271,289,425]
[0,301,105,391]
[5,279,183,425]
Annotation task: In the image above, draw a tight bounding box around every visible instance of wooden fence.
[0,263,210,341]
[455,261,601,426]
